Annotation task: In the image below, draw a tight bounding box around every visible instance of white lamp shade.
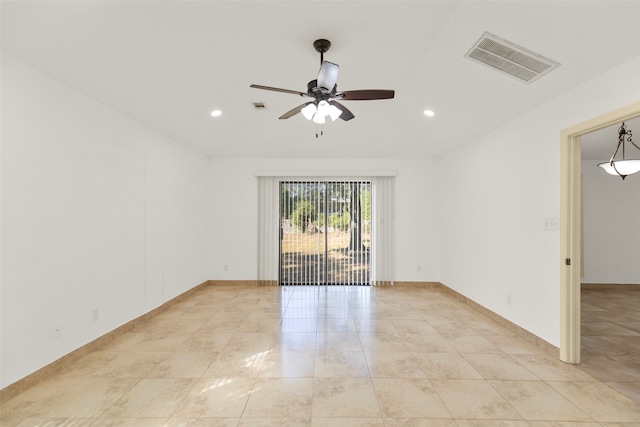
[317,62,339,90]
[301,103,317,120]
[313,114,326,124]
[300,100,340,125]
[598,159,640,176]
[317,100,330,117]
[328,104,342,121]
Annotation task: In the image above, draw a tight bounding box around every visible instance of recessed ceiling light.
[210,110,222,117]
[423,110,435,117]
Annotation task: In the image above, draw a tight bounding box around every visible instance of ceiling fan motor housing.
[307,79,337,98]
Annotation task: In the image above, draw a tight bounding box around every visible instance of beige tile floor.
[580,288,640,406]
[2,285,640,426]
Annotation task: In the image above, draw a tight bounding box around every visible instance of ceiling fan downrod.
[313,39,331,65]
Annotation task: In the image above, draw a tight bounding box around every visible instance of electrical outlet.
[417,265,421,272]
[507,294,512,305]
[92,308,99,322]
[224,265,228,272]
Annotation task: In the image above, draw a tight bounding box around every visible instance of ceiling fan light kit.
[597,121,640,180]
[250,39,395,137]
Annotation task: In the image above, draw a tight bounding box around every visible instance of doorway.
[560,101,640,364]
[279,181,371,285]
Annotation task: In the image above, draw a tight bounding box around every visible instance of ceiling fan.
[250,39,394,131]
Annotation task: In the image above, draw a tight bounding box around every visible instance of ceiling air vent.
[465,32,560,83]
[253,102,266,109]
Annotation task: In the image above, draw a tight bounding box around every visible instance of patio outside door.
[279,181,371,285]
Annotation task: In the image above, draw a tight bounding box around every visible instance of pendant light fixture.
[597,121,640,180]
[300,99,343,137]
[301,100,343,125]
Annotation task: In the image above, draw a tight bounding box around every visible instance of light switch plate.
[544,217,559,231]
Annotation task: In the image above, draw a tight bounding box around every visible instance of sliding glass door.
[279,181,371,285]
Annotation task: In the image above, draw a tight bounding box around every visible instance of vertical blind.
[279,180,371,286]
[258,175,394,286]
[371,176,394,286]
[257,177,279,286]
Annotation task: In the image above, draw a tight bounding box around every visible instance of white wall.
[3,48,639,390]
[207,158,441,283]
[0,54,209,388]
[439,55,640,347]
[582,160,640,284]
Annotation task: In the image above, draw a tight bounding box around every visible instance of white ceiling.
[3,1,640,159]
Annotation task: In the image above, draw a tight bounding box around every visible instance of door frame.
[559,101,640,364]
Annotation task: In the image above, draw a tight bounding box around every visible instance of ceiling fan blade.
[330,101,355,121]
[250,84,309,97]
[339,89,395,100]
[279,102,314,119]
[317,61,339,91]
